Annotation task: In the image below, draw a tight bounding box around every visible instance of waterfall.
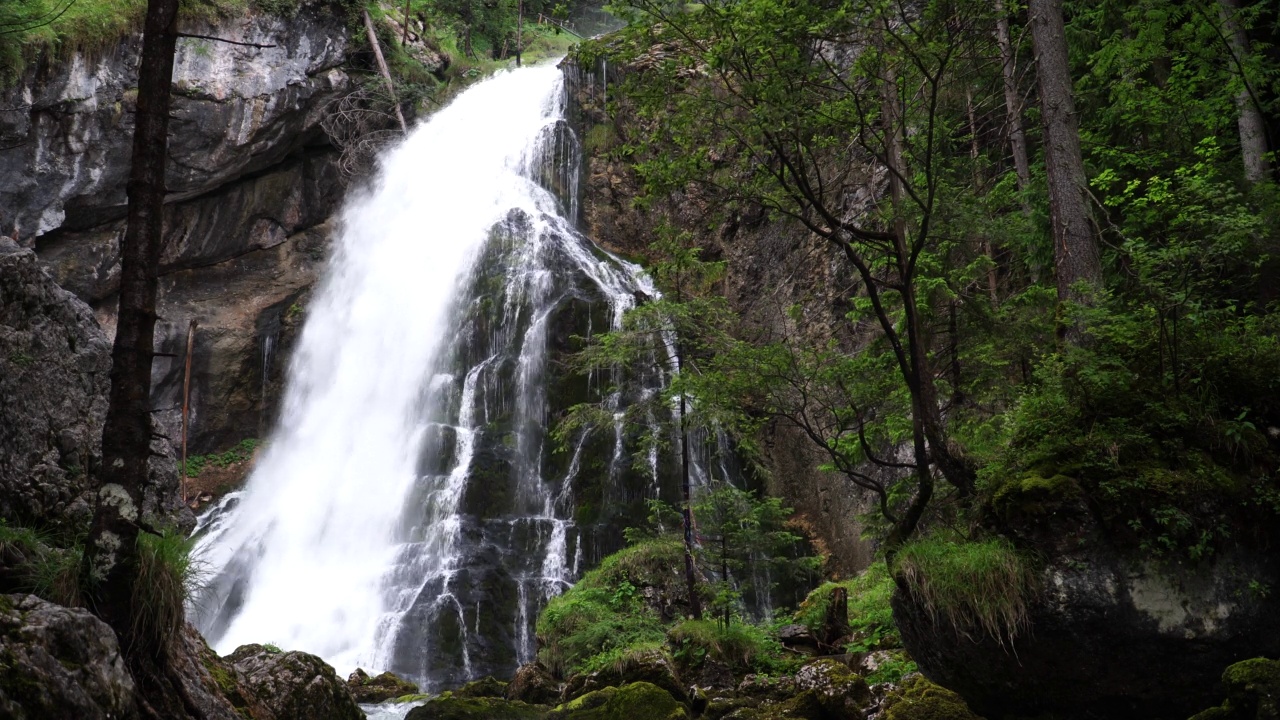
[192,63,676,688]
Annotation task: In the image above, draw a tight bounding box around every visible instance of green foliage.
[261,642,283,653]
[536,538,682,676]
[893,537,1037,646]
[131,529,203,652]
[793,562,899,654]
[667,618,791,674]
[0,519,86,607]
[183,438,260,477]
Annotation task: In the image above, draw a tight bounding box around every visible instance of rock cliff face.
[0,238,110,530]
[0,0,351,455]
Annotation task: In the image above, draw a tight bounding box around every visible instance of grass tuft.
[131,528,203,652]
[667,618,789,674]
[894,536,1037,646]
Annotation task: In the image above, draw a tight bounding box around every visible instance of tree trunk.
[995,0,1033,210]
[1218,0,1270,183]
[81,2,206,717]
[363,8,408,135]
[677,349,703,621]
[1028,0,1102,317]
[83,0,179,648]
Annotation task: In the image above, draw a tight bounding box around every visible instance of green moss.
[882,676,981,720]
[404,694,546,720]
[455,675,509,698]
[549,682,688,720]
[395,693,432,703]
[893,537,1037,646]
[990,473,1084,521]
[1220,657,1280,718]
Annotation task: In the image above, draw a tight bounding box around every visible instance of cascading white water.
[192,61,694,690]
[194,64,594,672]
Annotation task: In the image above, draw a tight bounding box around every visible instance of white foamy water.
[193,64,574,673]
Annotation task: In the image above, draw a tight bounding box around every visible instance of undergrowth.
[0,519,85,607]
[536,537,683,677]
[893,536,1037,646]
[182,438,259,477]
[668,618,792,675]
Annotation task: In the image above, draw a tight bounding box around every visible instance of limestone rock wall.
[0,0,353,455]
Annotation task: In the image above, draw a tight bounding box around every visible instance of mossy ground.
[549,682,688,720]
[881,676,982,720]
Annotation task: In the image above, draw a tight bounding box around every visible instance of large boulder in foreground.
[0,594,138,719]
[893,479,1280,719]
[1190,658,1280,720]
[226,643,363,720]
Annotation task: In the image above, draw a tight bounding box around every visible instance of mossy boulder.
[0,594,138,719]
[226,643,362,720]
[346,667,419,703]
[1189,658,1280,720]
[791,658,869,718]
[404,692,548,720]
[454,675,509,698]
[548,682,688,720]
[508,662,562,705]
[562,648,686,704]
[880,675,981,720]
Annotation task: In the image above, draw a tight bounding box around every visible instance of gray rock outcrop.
[0,238,110,530]
[0,594,139,719]
[892,483,1280,719]
[226,643,363,720]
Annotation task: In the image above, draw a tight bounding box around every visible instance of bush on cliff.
[536,537,680,676]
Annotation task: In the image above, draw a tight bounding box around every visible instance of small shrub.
[536,536,697,675]
[667,618,791,674]
[793,563,899,652]
[893,536,1037,646]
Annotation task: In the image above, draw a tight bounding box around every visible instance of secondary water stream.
[191,63,692,688]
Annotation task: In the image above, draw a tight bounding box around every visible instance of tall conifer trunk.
[1028,0,1102,325]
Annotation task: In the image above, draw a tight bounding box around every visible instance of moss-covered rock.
[1189,657,1280,720]
[346,667,420,703]
[508,662,563,705]
[548,682,688,720]
[792,658,869,718]
[881,675,981,720]
[562,647,687,704]
[0,594,138,719]
[404,692,548,720]
[454,675,509,699]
